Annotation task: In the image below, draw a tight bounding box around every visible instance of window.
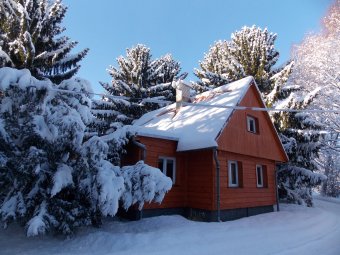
[256,165,264,187]
[228,161,239,187]
[247,115,258,133]
[256,165,268,188]
[158,157,176,184]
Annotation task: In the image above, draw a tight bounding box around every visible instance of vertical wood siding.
[137,136,188,209]
[124,136,215,211]
[217,84,287,162]
[214,151,277,210]
[186,150,214,210]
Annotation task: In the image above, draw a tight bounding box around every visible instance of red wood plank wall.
[186,150,214,210]
[217,84,287,162]
[137,136,188,209]
[214,151,277,210]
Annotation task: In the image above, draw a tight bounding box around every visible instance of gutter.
[274,166,280,212]
[132,137,146,161]
[213,147,221,222]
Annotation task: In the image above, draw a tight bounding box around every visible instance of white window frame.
[228,160,239,187]
[158,157,176,185]
[256,165,264,188]
[247,115,257,133]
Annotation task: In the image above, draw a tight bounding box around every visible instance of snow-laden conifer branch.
[0,0,88,83]
[0,67,172,236]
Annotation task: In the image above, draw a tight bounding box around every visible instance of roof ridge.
[192,76,254,103]
[132,76,255,152]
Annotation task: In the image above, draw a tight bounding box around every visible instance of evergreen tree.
[0,0,88,84]
[0,67,172,236]
[195,26,279,93]
[267,72,326,206]
[272,89,325,206]
[91,44,184,136]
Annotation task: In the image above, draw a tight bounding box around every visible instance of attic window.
[247,115,258,134]
[158,157,176,185]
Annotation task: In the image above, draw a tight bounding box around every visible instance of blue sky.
[63,0,332,94]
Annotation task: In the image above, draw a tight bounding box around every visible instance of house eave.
[176,146,218,153]
[135,132,179,142]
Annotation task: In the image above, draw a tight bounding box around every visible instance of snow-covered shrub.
[0,67,172,236]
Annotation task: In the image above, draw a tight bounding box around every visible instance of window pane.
[247,116,257,133]
[250,119,255,132]
[257,166,262,186]
[158,159,164,172]
[231,163,237,184]
[159,158,176,185]
[166,160,174,180]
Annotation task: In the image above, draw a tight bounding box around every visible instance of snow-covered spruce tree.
[0,67,172,236]
[0,0,88,84]
[195,26,280,93]
[0,67,95,235]
[267,72,326,206]
[91,44,183,136]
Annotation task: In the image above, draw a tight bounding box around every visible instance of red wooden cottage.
[122,76,288,221]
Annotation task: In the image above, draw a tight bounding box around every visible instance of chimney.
[173,80,191,113]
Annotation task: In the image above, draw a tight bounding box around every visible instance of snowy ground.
[0,198,339,255]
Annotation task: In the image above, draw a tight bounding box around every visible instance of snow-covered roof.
[132,76,255,152]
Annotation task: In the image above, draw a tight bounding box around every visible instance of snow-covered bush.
[0,67,172,236]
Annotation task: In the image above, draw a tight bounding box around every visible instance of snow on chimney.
[172,80,192,113]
